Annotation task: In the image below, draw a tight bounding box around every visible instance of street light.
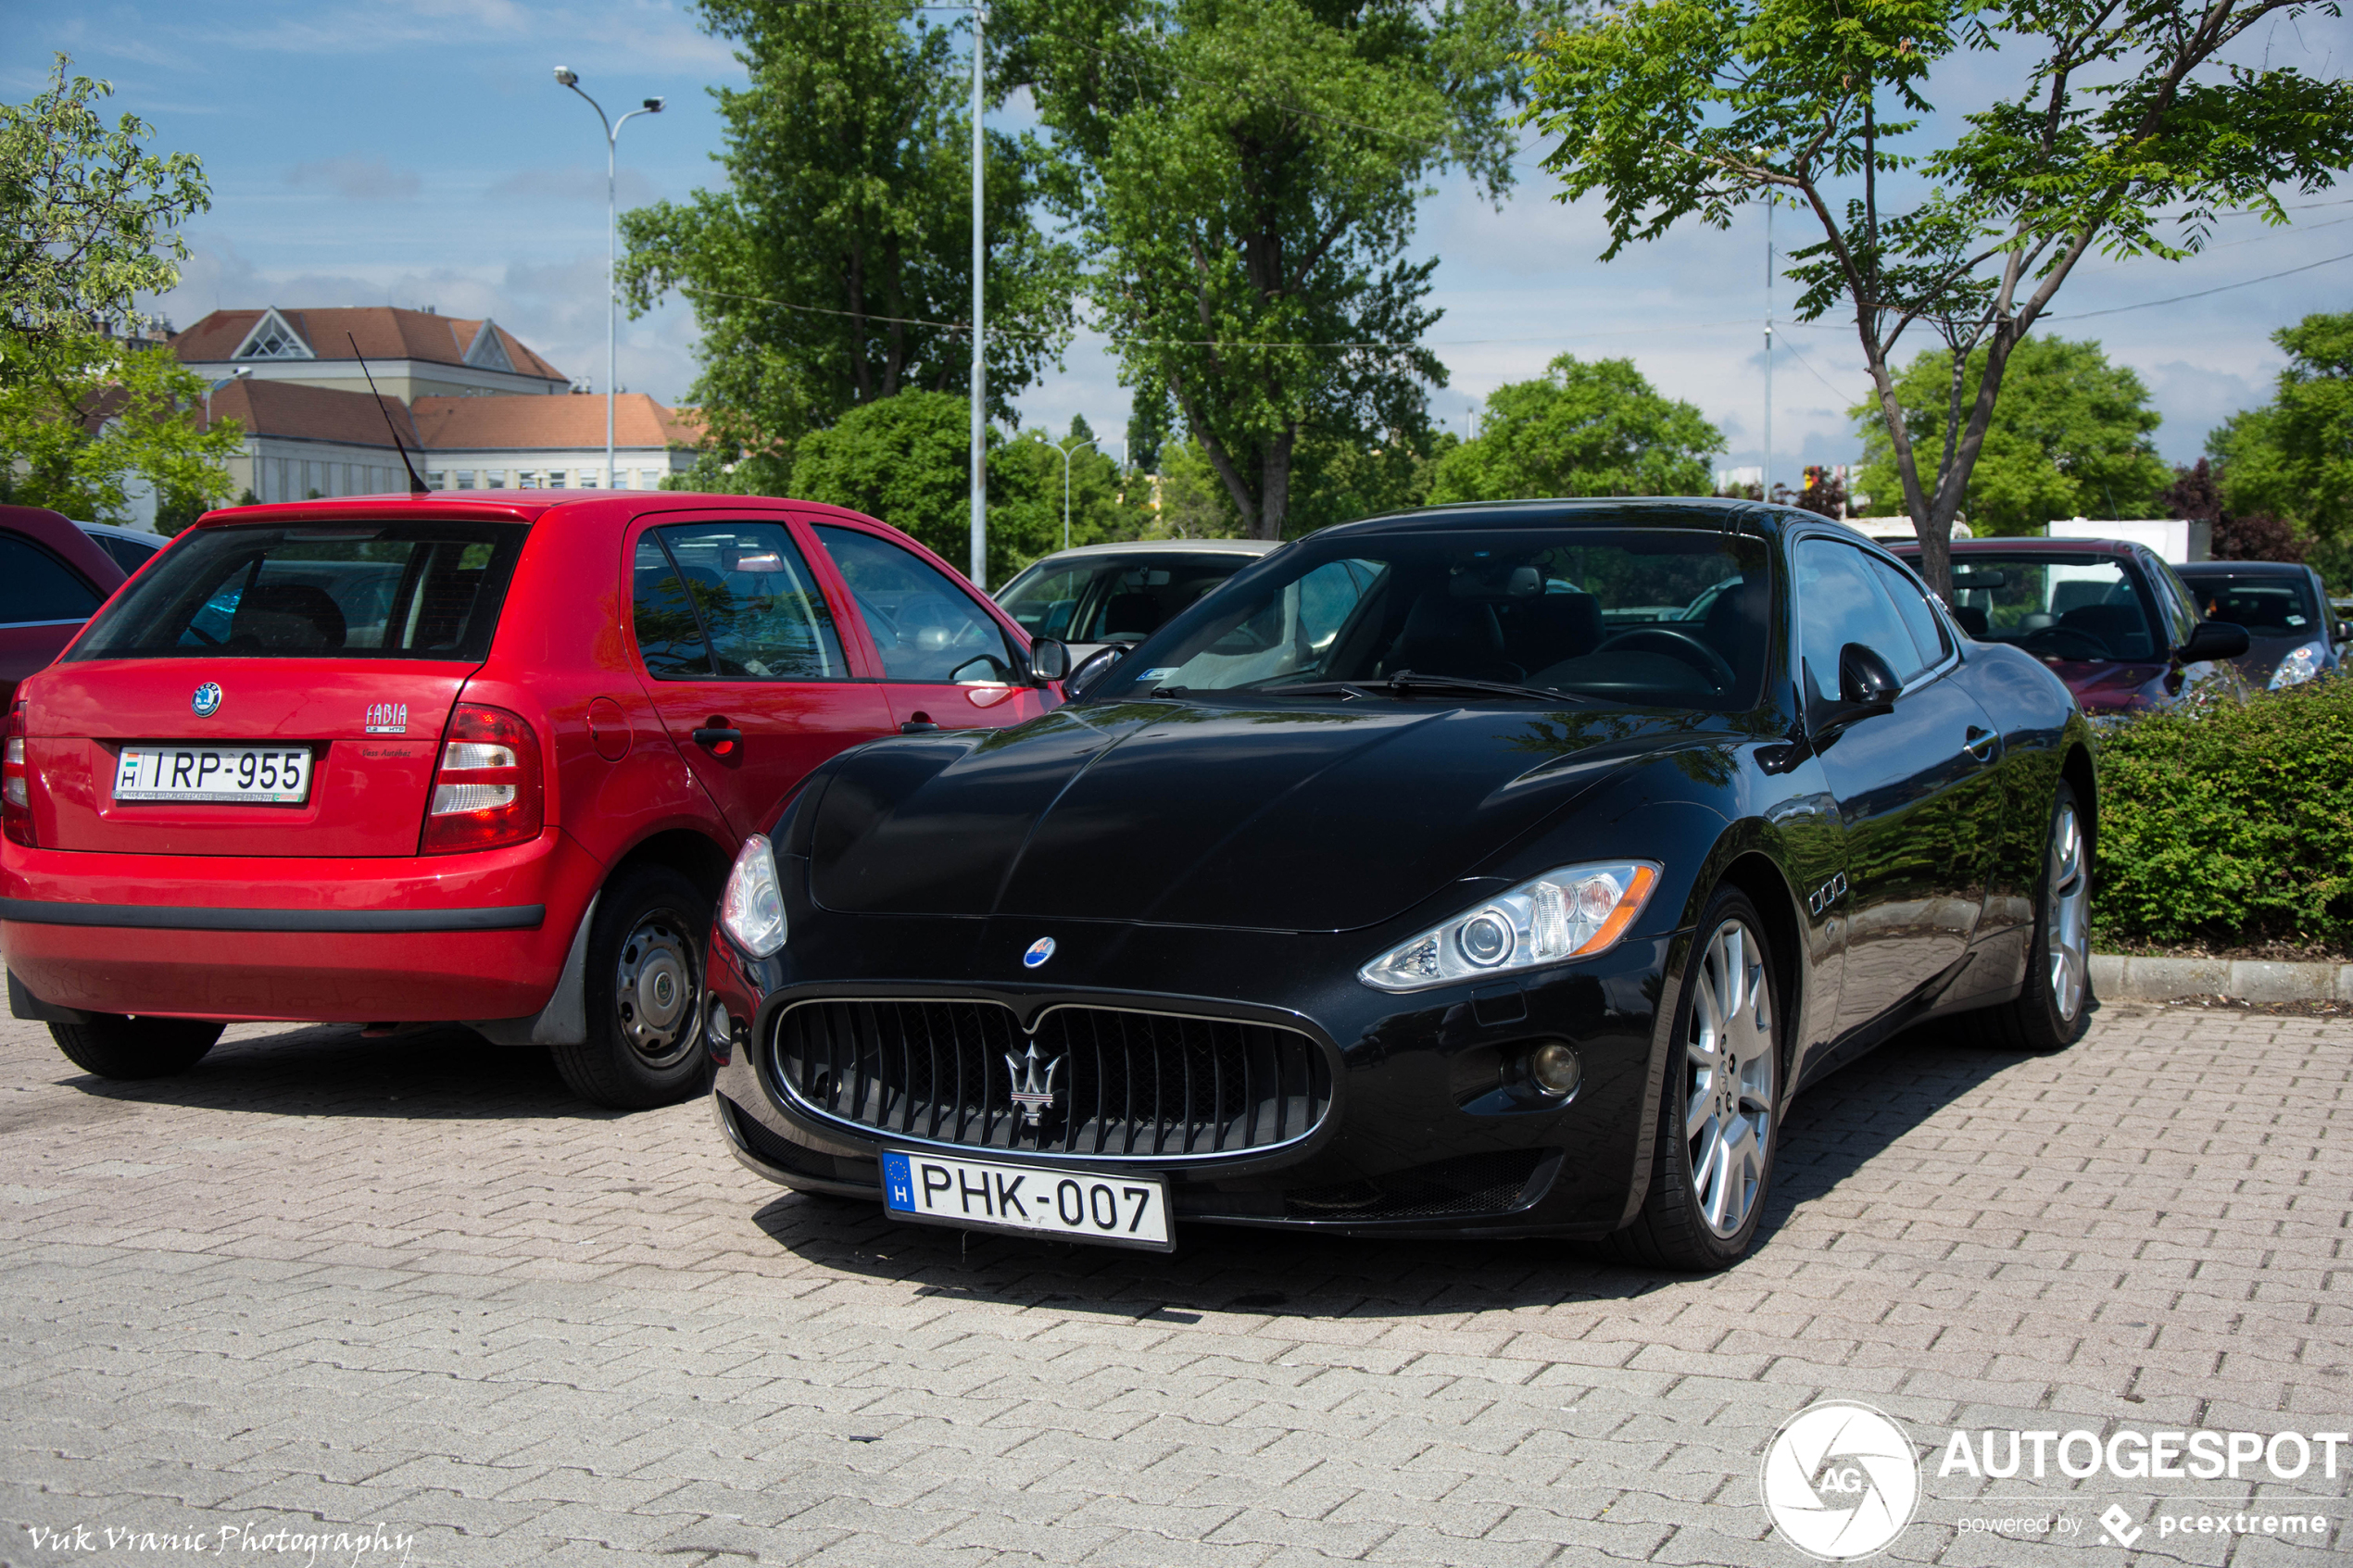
[1051,436,1100,552]
[554,67,663,492]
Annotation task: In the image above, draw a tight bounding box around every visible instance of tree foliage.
[618,0,1077,476]
[1850,335,2169,535]
[1004,0,1563,540]
[0,330,241,523]
[1525,0,2353,596]
[786,394,1151,587]
[1428,353,1722,503]
[2209,311,2353,556]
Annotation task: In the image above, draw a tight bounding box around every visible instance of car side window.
[812,524,1015,684]
[0,536,102,626]
[1863,555,1952,671]
[2150,558,2200,649]
[632,535,714,679]
[648,523,847,680]
[1793,538,1929,702]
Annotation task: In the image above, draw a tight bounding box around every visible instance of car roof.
[1024,538,1283,564]
[2174,559,2309,578]
[0,503,130,591]
[1894,535,2142,558]
[1331,495,1768,538]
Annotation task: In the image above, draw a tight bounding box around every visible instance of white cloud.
[285,157,421,201]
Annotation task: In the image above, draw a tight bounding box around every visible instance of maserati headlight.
[1359,861,1661,992]
[2270,641,2325,689]
[719,833,788,958]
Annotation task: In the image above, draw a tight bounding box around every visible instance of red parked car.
[1892,535,2247,717]
[1,492,1057,1107]
[0,505,133,711]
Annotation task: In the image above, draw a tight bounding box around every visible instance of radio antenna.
[347,332,430,495]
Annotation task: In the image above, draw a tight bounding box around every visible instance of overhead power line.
[2048,247,2353,320]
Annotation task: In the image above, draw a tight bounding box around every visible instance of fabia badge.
[1759,1400,1919,1561]
[190,682,223,718]
[1004,1040,1063,1123]
[1022,935,1056,969]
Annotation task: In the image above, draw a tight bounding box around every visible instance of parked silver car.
[995,538,1281,683]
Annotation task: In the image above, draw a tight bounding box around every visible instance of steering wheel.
[2018,625,2112,662]
[1592,626,1737,691]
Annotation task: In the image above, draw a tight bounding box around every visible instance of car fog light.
[710,1000,732,1044]
[1529,1041,1581,1097]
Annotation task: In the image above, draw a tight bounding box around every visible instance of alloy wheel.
[613,909,700,1069]
[2046,799,2090,1022]
[1683,917,1776,1238]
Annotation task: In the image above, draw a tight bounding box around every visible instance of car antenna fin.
[347,332,430,496]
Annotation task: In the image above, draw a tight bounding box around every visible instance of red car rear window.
[69,521,528,663]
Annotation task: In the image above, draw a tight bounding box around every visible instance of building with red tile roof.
[173,306,568,401]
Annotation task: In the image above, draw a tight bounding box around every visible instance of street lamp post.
[554,67,663,492]
[968,6,988,587]
[1051,436,1100,553]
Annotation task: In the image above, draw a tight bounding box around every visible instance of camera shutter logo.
[1759,1401,1920,1561]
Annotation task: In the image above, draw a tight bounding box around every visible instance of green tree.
[0,328,241,522]
[1005,0,1562,540]
[1850,336,2169,535]
[1524,0,2353,596]
[2210,311,2353,553]
[0,56,233,523]
[619,0,1077,482]
[1428,354,1722,503]
[786,395,1151,587]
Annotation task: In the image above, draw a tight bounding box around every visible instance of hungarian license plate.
[113,744,314,805]
[881,1149,1173,1251]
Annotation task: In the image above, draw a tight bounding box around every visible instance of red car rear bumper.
[0,829,605,1022]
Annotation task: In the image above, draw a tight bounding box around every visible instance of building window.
[233,307,313,360]
[485,471,506,489]
[578,471,600,489]
[428,472,448,490]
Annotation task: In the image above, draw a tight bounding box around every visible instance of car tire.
[50,1015,224,1079]
[552,862,713,1110]
[1612,887,1783,1272]
[1977,779,2093,1052]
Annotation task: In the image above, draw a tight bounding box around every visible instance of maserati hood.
[803,699,1700,933]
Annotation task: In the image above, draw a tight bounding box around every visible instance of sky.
[10,0,2351,492]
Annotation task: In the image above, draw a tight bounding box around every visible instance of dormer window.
[464,320,515,373]
[232,307,313,360]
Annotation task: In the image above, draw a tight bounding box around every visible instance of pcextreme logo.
[1760,1401,1921,1561]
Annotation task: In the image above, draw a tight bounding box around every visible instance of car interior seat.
[1381,587,1520,682]
[1951,604,1990,638]
[1504,592,1602,672]
[229,583,346,651]
[1699,578,1768,670]
[1099,592,1163,641]
[2057,602,2155,659]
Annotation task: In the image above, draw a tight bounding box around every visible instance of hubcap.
[2046,800,2090,1022]
[614,910,700,1069]
[1683,917,1776,1239]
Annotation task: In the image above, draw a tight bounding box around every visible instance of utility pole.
[968,4,988,587]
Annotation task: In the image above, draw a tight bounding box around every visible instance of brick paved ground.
[1,1003,2346,1567]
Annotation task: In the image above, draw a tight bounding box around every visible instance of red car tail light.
[421,703,543,854]
[3,703,33,848]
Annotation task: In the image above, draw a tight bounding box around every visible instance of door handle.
[1962,725,1999,763]
[899,711,939,734]
[692,721,743,756]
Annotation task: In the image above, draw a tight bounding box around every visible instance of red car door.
[805,521,1051,735]
[626,514,895,840]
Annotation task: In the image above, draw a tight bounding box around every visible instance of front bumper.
[705,907,1684,1241]
[0,829,605,1022]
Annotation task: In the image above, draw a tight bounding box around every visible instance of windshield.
[1940,555,2157,661]
[997,550,1261,646]
[1089,526,1772,710]
[2178,571,2322,636]
[69,521,528,662]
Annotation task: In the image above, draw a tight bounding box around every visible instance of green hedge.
[2095,677,2353,947]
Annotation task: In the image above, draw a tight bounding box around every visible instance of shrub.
[2095,678,2353,946]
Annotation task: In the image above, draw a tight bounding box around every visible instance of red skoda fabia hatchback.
[1,492,1055,1106]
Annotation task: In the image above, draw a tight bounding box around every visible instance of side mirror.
[1064,644,1125,699]
[1839,643,1902,708]
[2180,620,2250,663]
[2334,620,2347,646]
[1027,637,1071,684]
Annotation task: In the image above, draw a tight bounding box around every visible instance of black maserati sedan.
[701,499,2097,1270]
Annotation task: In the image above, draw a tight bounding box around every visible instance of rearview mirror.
[2180,620,2250,663]
[1027,637,1071,684]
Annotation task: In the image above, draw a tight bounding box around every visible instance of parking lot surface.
[1,1003,2346,1567]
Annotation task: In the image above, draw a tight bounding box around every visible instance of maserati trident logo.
[190,682,223,718]
[1022,935,1056,969]
[1005,1040,1063,1123]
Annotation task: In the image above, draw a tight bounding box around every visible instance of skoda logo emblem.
[1021,936,1055,969]
[190,682,223,718]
